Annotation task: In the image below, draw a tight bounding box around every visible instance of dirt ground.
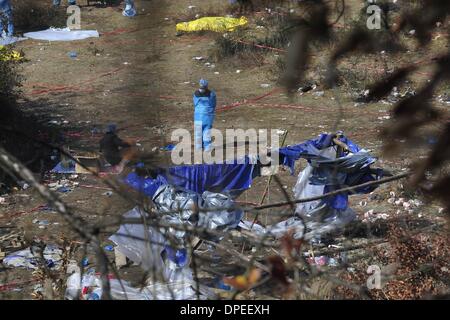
[0,0,449,299]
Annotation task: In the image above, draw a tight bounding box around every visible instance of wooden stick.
[259,130,289,205]
[250,130,289,229]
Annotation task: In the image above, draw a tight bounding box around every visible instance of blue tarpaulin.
[124,156,258,198]
[278,133,376,174]
[124,134,383,211]
[118,133,389,245]
[280,133,382,216]
[51,160,76,174]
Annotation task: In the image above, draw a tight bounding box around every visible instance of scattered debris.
[68,51,77,59]
[312,91,324,97]
[3,244,63,270]
[363,209,389,222]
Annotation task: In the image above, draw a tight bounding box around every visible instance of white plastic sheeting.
[65,271,211,300]
[0,36,27,46]
[23,28,99,42]
[238,146,361,242]
[109,185,243,269]
[294,147,336,217]
[3,244,63,270]
[109,278,201,300]
[238,217,305,239]
[152,185,243,241]
[108,186,243,299]
[109,207,167,273]
[292,146,357,240]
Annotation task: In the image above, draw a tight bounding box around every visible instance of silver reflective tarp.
[109,185,243,281]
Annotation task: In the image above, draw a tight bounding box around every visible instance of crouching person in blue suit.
[193,79,217,150]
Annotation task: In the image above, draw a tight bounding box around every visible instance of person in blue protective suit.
[53,0,77,6]
[122,0,136,17]
[193,79,217,150]
[0,0,13,37]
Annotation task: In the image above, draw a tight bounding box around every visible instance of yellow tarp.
[176,16,248,33]
[0,45,23,62]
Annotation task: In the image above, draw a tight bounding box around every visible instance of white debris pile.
[386,191,423,215]
[3,244,63,270]
[65,270,212,300]
[47,177,79,193]
[362,209,390,222]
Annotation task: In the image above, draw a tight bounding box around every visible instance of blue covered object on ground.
[51,160,76,174]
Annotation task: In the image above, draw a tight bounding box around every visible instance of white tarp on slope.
[0,36,27,46]
[23,27,99,41]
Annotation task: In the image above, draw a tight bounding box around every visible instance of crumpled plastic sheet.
[109,207,167,274]
[278,133,377,176]
[0,36,27,46]
[239,217,305,240]
[152,185,243,241]
[302,207,356,241]
[248,141,379,241]
[65,271,214,300]
[109,278,206,300]
[308,151,376,186]
[24,28,99,42]
[109,185,242,273]
[238,210,355,242]
[3,244,63,270]
[292,146,360,239]
[108,184,242,299]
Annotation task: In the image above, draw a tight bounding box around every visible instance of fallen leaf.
[223,268,261,291]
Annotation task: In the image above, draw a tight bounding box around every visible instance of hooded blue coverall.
[123,0,137,17]
[53,0,77,6]
[193,88,217,150]
[0,0,13,37]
